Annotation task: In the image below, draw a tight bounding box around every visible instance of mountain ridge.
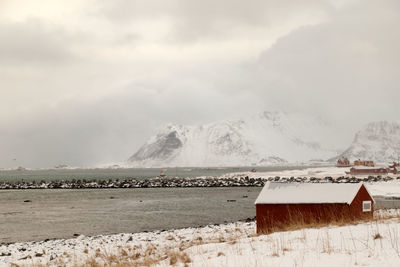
[128,111,340,167]
[334,121,400,163]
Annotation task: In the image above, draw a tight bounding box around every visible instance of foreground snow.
[1,211,400,266]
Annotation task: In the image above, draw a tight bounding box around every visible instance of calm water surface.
[0,187,262,243]
[0,166,312,182]
[0,187,397,243]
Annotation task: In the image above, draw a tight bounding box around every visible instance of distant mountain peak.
[129,130,183,162]
[127,111,339,167]
[335,121,400,162]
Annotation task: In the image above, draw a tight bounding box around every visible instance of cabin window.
[363,201,372,212]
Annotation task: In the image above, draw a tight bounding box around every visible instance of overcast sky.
[1,0,399,168]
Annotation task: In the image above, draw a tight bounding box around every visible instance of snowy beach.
[1,210,400,266]
[2,167,400,266]
[3,166,400,243]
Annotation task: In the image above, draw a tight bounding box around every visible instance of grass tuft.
[374,233,383,240]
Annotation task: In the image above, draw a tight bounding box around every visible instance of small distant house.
[336,157,351,167]
[354,160,375,167]
[255,182,374,234]
[389,162,400,174]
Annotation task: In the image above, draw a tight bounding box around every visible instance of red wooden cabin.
[255,182,374,234]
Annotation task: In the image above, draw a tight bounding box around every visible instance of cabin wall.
[349,184,374,218]
[349,167,388,175]
[256,203,350,234]
[256,186,374,233]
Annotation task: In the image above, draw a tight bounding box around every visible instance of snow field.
[231,166,372,179]
[1,210,400,266]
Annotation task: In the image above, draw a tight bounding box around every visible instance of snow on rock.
[2,214,400,266]
[128,111,341,167]
[335,121,400,163]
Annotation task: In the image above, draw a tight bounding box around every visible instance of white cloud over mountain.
[0,0,399,168]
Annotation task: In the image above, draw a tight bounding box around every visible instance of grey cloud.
[241,0,400,128]
[0,20,75,65]
[0,84,262,168]
[0,93,154,168]
[98,0,333,42]
[1,0,399,168]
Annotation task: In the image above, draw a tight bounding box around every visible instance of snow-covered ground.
[227,166,400,199]
[228,166,348,179]
[227,166,400,198]
[230,165,400,179]
[1,211,400,267]
[2,167,400,266]
[368,182,400,198]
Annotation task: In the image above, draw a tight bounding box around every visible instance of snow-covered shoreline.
[1,165,400,190]
[229,166,400,179]
[2,167,400,266]
[1,210,400,266]
[1,172,399,190]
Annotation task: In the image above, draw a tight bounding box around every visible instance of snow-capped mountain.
[128,111,341,167]
[335,121,400,163]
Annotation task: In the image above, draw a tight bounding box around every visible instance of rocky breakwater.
[0,176,266,190]
[0,175,399,190]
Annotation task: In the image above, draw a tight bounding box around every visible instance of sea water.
[0,187,261,243]
[0,166,311,182]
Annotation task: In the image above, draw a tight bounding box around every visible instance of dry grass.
[17,209,400,267]
[259,218,400,263]
[374,233,383,240]
[257,208,399,236]
[43,227,247,267]
[59,243,192,267]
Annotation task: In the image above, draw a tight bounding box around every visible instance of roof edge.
[346,183,363,205]
[361,183,376,203]
[255,182,373,205]
[254,181,270,205]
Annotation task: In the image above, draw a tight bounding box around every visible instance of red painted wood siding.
[256,184,374,234]
[349,184,374,217]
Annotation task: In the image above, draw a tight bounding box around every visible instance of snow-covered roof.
[255,182,372,205]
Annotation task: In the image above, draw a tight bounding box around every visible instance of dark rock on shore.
[0,175,399,190]
[0,176,266,189]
